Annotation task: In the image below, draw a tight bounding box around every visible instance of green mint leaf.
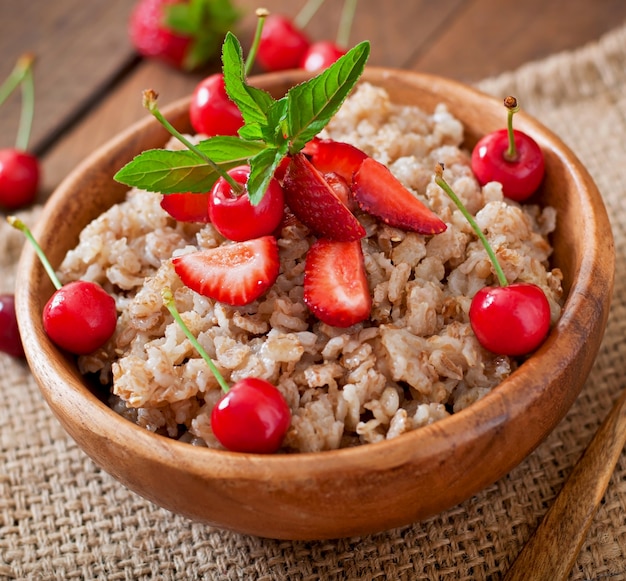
[286,41,370,153]
[247,147,288,206]
[222,32,275,128]
[114,137,266,193]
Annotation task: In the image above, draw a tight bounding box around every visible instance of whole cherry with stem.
[434,164,551,357]
[145,89,285,238]
[0,53,40,210]
[300,0,358,72]
[8,216,117,355]
[188,7,267,137]
[256,0,324,72]
[0,294,25,358]
[471,96,545,202]
[162,287,291,453]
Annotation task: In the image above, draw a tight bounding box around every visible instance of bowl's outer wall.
[16,68,615,540]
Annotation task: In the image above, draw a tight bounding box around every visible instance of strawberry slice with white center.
[304,239,372,328]
[172,236,280,306]
[352,157,447,235]
[302,137,368,185]
[283,153,366,241]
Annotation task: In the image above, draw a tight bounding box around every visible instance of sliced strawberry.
[172,236,279,306]
[303,239,372,328]
[160,192,210,223]
[302,137,368,185]
[282,153,366,242]
[352,157,447,235]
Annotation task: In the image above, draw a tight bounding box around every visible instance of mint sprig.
[114,34,371,206]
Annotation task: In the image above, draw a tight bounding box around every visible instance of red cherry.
[43,281,117,355]
[0,148,40,209]
[0,294,25,358]
[160,191,211,222]
[211,377,291,454]
[300,41,346,72]
[189,73,243,137]
[209,165,285,241]
[257,14,310,72]
[471,96,544,202]
[469,283,551,356]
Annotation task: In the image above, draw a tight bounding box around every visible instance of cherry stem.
[0,53,34,108]
[246,8,268,75]
[7,216,63,291]
[142,90,244,194]
[504,95,520,162]
[337,0,358,48]
[434,164,508,288]
[161,287,230,394]
[16,54,35,152]
[294,0,325,29]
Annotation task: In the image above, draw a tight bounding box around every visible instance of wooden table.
[1,0,625,205]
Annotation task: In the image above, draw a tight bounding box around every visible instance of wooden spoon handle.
[504,387,626,581]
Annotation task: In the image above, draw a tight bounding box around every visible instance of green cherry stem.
[7,216,63,291]
[16,54,35,151]
[337,0,358,48]
[0,53,34,108]
[246,8,268,75]
[294,0,326,30]
[142,89,243,194]
[434,163,508,288]
[504,95,520,162]
[162,287,230,394]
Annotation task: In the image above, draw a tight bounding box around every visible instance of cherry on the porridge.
[209,165,285,241]
[189,73,243,137]
[471,96,544,202]
[434,164,551,356]
[8,216,117,355]
[162,288,291,453]
[0,294,25,358]
[160,191,211,222]
[0,53,40,210]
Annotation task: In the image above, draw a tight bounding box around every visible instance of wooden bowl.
[15,68,614,540]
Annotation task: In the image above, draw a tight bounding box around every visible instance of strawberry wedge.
[283,153,366,241]
[352,157,447,235]
[302,137,368,185]
[172,236,280,306]
[304,239,372,328]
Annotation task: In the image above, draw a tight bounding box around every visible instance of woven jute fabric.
[2,24,626,581]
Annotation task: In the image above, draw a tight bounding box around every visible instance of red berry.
[0,148,40,209]
[352,157,447,235]
[282,153,366,241]
[257,14,310,72]
[189,73,243,137]
[300,41,346,72]
[0,294,25,358]
[469,283,551,356]
[129,0,191,69]
[209,166,285,241]
[172,235,280,306]
[302,137,367,185]
[160,191,211,222]
[471,128,545,202]
[43,281,117,355]
[211,377,291,453]
[304,238,371,327]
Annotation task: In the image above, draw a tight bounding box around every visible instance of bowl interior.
[15,67,614,539]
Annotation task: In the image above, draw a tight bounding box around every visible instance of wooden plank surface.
[1,0,625,200]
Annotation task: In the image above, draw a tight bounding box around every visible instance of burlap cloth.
[2,23,626,580]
